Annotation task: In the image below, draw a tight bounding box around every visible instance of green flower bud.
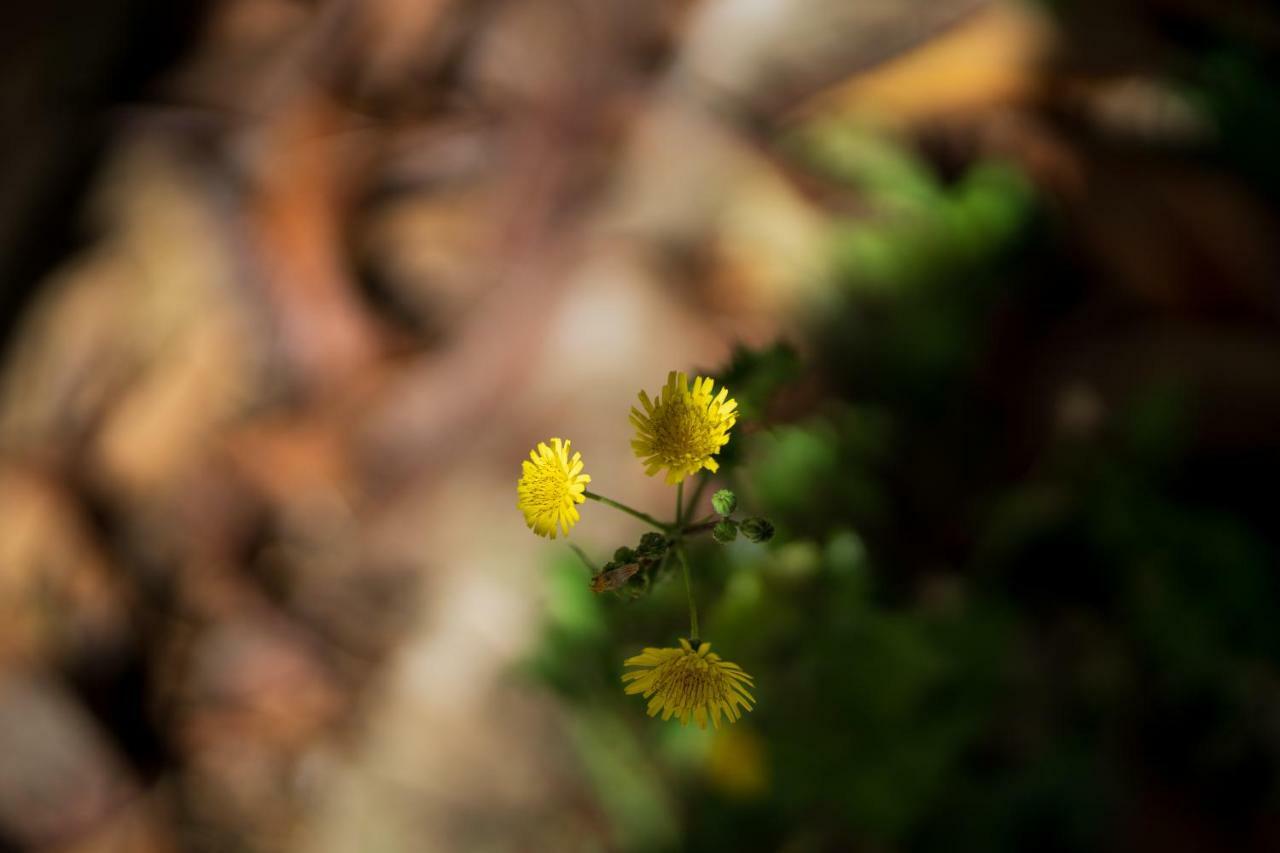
[711,489,737,516]
[740,517,775,543]
[613,546,637,564]
[712,519,739,544]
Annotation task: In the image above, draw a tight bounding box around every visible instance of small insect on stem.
[590,562,642,593]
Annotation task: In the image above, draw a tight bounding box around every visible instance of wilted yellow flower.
[630,372,737,484]
[622,638,754,728]
[517,437,590,539]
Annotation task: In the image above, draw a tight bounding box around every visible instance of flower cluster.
[516,370,774,727]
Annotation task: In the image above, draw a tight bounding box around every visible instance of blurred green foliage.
[523,93,1280,851]
[1193,44,1280,201]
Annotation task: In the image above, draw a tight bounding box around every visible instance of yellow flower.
[517,437,590,539]
[622,639,755,728]
[630,372,738,484]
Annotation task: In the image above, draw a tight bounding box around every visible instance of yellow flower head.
[630,372,738,485]
[517,437,590,539]
[622,639,754,729]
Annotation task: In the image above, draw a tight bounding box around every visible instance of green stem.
[675,545,700,643]
[568,544,597,573]
[680,517,718,536]
[686,474,711,523]
[675,480,685,527]
[583,491,668,531]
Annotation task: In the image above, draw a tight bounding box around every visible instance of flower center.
[654,653,724,710]
[525,465,570,509]
[652,397,718,466]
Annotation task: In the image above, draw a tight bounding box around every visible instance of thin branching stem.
[676,545,700,643]
[680,518,718,536]
[568,543,597,573]
[685,474,711,524]
[583,491,669,531]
